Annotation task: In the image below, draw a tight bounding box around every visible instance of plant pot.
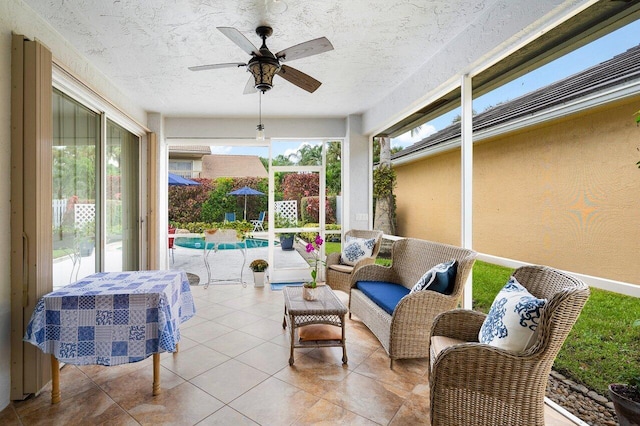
[279,235,295,251]
[78,241,94,257]
[253,271,265,287]
[609,384,640,426]
[302,286,317,301]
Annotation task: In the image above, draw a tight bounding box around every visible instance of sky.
[209,19,640,157]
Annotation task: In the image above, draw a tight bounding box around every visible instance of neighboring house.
[168,145,211,178]
[201,154,268,179]
[392,45,640,285]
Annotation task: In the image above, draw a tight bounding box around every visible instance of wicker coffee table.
[282,285,348,366]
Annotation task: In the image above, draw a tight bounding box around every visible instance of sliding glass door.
[52,90,140,289]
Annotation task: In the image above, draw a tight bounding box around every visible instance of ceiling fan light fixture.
[248,56,280,92]
[256,124,265,141]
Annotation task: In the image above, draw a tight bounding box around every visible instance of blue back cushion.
[356,281,410,315]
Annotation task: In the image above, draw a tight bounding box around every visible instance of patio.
[2,244,578,425]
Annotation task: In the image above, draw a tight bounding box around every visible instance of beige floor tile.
[197,405,259,425]
[237,317,287,341]
[127,381,224,425]
[100,363,186,408]
[19,386,128,425]
[229,377,319,425]
[180,320,234,343]
[234,341,292,375]
[160,344,229,380]
[212,310,264,329]
[293,398,379,425]
[190,358,270,403]
[202,329,266,357]
[323,371,410,424]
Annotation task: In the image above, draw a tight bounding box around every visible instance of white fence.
[53,199,66,229]
[274,200,298,222]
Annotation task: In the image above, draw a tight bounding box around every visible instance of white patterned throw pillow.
[478,277,547,352]
[341,236,376,266]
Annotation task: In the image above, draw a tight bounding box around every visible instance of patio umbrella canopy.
[228,186,265,220]
[168,173,200,186]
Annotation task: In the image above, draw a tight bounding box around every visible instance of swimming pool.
[174,237,271,250]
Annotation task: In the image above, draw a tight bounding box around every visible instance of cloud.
[390,125,437,149]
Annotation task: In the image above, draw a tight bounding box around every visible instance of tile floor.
[1,282,577,425]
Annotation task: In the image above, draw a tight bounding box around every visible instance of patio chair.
[325,229,383,294]
[224,212,236,223]
[251,211,266,232]
[168,226,176,264]
[429,265,590,426]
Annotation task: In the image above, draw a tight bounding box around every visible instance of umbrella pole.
[244,195,247,221]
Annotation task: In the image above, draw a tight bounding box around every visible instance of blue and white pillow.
[478,277,547,352]
[410,260,458,295]
[341,236,376,266]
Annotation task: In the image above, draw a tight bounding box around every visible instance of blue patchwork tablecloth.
[24,270,196,366]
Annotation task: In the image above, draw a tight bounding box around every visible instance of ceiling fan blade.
[243,76,257,94]
[277,65,322,93]
[217,27,261,56]
[188,62,246,72]
[276,37,333,62]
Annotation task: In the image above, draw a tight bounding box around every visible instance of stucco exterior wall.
[394,96,640,285]
[395,150,461,245]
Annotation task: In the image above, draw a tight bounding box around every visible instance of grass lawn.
[324,244,640,397]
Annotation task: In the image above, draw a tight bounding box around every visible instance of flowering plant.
[304,234,324,288]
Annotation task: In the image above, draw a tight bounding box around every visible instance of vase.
[253,271,265,287]
[609,384,640,426]
[302,285,317,301]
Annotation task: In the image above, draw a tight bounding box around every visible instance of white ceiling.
[23,0,503,119]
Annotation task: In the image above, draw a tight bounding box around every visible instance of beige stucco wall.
[395,96,640,285]
[395,150,461,244]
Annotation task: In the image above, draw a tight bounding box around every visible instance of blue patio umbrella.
[228,186,265,220]
[168,173,200,186]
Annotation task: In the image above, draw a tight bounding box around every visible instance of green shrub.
[298,223,341,243]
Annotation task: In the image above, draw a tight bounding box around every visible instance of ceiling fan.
[189,26,333,94]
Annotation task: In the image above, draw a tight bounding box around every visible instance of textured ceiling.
[23,0,498,118]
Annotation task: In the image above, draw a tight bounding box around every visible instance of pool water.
[174,237,271,250]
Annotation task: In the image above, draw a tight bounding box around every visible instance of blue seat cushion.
[356,281,410,315]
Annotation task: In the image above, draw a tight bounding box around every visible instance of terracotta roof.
[393,44,640,160]
[201,155,268,178]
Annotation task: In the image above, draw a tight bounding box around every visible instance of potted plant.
[609,319,640,425]
[275,213,297,251]
[249,259,268,288]
[76,220,95,257]
[302,235,324,301]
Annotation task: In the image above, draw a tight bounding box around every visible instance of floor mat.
[270,282,305,291]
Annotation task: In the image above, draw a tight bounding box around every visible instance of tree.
[373,140,403,164]
[325,141,341,195]
[373,136,396,238]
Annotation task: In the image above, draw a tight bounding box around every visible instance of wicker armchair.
[349,238,477,367]
[429,265,590,426]
[325,229,383,294]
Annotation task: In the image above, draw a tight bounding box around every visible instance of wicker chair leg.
[390,358,394,369]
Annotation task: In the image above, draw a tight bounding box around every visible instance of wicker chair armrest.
[350,264,399,287]
[431,309,486,342]
[352,257,376,271]
[325,252,342,267]
[390,291,457,334]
